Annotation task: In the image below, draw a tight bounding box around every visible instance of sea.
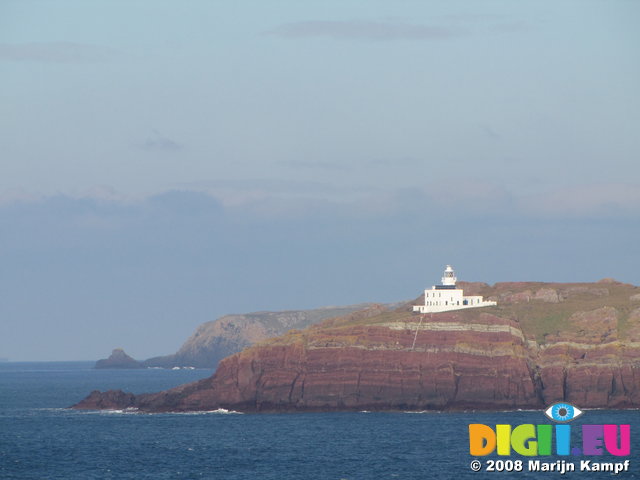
[1,362,638,479]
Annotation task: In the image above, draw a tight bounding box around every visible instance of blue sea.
[1,362,638,479]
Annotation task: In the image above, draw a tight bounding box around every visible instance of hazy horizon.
[2,0,639,361]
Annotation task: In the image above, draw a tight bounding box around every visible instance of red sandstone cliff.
[74,280,640,412]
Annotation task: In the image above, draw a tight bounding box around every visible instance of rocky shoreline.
[74,281,640,413]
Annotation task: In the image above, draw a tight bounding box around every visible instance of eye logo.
[544,402,583,422]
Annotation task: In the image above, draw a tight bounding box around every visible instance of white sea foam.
[175,408,243,415]
[100,408,139,415]
[402,410,444,414]
[76,407,243,416]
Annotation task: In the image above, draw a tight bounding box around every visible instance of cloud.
[365,157,425,168]
[490,21,531,34]
[159,178,640,222]
[138,130,184,152]
[479,124,501,140]
[2,184,638,361]
[0,188,38,206]
[443,14,531,33]
[346,182,514,218]
[519,183,640,218]
[0,42,117,63]
[267,20,462,41]
[166,178,516,219]
[278,160,350,171]
[171,178,374,215]
[444,14,505,22]
[4,180,639,224]
[174,178,352,199]
[146,190,224,217]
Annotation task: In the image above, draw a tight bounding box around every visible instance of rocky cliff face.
[143,304,381,369]
[76,280,640,412]
[538,305,640,408]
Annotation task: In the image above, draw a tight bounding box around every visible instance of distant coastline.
[73,279,640,414]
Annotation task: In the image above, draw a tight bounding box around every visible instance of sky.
[1,0,639,361]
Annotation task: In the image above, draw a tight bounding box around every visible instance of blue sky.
[1,1,639,360]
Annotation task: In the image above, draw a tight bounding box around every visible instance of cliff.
[76,280,640,412]
[142,304,382,369]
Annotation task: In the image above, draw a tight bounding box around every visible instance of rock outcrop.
[95,348,143,369]
[76,281,640,412]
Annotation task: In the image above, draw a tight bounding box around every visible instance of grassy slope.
[263,282,640,347]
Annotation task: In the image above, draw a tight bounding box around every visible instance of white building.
[413,265,497,313]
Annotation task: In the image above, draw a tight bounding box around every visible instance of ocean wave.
[402,410,443,414]
[100,408,140,415]
[171,408,243,415]
[73,407,243,416]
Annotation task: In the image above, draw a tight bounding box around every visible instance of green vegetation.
[264,281,640,347]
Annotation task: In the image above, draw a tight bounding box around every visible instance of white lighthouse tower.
[413,265,496,313]
[441,264,457,287]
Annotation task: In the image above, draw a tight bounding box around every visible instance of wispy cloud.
[0,42,117,63]
[440,14,532,37]
[267,20,462,41]
[138,130,184,153]
[479,124,501,140]
[278,160,350,171]
[490,21,531,34]
[365,157,425,168]
[171,178,373,213]
[520,183,640,218]
[3,181,638,223]
[0,188,38,206]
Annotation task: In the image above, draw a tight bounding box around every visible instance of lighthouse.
[440,265,457,287]
[413,265,496,313]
